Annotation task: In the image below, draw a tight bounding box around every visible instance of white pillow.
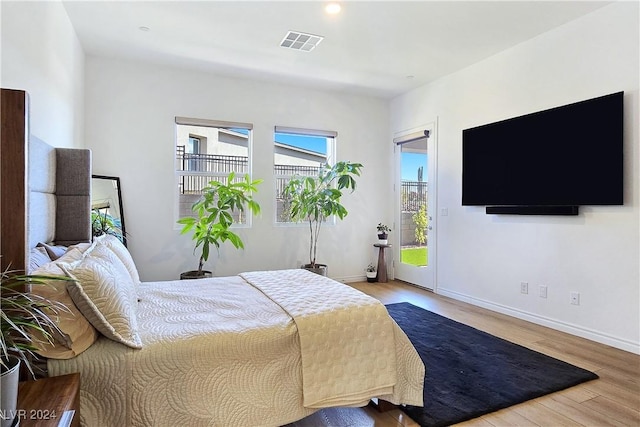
[32,248,99,359]
[29,246,52,272]
[94,234,140,285]
[59,244,142,349]
[68,241,93,254]
[36,242,68,260]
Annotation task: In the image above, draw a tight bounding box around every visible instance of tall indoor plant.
[177,172,262,279]
[282,161,363,275]
[1,270,66,426]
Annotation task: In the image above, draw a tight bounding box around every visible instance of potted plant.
[282,161,363,276]
[1,269,67,426]
[92,209,126,244]
[177,172,262,279]
[377,223,391,244]
[365,263,377,282]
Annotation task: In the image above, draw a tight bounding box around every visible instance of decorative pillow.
[36,242,68,260]
[68,241,93,255]
[94,234,140,285]
[60,244,142,349]
[29,246,52,272]
[31,248,99,359]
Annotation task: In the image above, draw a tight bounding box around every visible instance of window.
[274,126,336,223]
[175,117,253,225]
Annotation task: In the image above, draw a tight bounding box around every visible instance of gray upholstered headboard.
[0,88,91,274]
[28,137,93,250]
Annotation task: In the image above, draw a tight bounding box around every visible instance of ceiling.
[62,1,610,99]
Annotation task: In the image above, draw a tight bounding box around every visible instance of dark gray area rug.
[386,302,598,427]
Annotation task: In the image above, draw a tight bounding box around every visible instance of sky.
[275,133,327,154]
[402,153,427,181]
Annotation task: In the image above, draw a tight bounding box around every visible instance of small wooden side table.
[16,373,80,427]
[373,243,391,283]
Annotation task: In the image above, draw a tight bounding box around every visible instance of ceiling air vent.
[280,31,324,52]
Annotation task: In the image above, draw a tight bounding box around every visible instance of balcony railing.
[177,147,248,173]
[273,164,322,176]
[401,180,427,212]
[177,148,249,194]
[177,149,427,212]
[274,165,322,200]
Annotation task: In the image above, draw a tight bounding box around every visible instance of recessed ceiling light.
[325,3,341,15]
[280,31,324,52]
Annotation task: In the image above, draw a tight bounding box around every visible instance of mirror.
[91,175,127,247]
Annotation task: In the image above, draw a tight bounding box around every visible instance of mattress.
[48,269,424,426]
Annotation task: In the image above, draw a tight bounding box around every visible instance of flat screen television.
[462,91,623,215]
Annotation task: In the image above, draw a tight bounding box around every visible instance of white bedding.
[48,269,424,426]
[240,270,397,408]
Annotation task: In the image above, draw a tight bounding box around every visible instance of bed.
[2,88,424,426]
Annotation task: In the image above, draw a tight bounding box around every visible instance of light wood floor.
[287,280,640,427]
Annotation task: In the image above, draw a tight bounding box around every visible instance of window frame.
[174,117,255,229]
[273,126,337,226]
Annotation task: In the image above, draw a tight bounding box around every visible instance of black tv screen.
[462,91,623,211]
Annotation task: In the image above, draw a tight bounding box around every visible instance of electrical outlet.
[520,282,528,294]
[539,285,547,299]
[570,292,580,305]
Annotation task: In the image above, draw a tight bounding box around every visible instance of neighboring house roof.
[275,142,326,162]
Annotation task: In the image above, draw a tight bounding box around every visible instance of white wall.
[0,1,85,149]
[4,0,636,353]
[391,2,639,353]
[84,56,390,282]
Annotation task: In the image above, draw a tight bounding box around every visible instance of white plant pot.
[377,233,388,245]
[1,356,20,427]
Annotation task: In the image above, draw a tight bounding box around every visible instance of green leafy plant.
[91,209,124,242]
[412,204,428,245]
[377,223,391,233]
[283,161,363,268]
[1,269,67,377]
[177,172,262,276]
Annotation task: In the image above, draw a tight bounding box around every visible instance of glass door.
[394,124,436,290]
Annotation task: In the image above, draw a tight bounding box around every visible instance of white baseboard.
[437,287,640,355]
[336,274,366,283]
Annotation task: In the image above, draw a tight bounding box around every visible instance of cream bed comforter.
[48,269,424,427]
